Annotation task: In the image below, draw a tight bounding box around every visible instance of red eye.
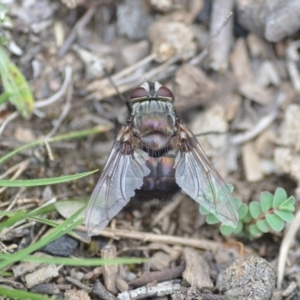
[157,86,173,98]
[130,87,147,99]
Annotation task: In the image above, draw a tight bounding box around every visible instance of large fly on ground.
[85,81,239,236]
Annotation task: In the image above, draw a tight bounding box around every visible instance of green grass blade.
[26,202,56,218]
[0,254,147,266]
[0,286,50,300]
[0,91,9,104]
[0,210,26,233]
[30,216,84,241]
[0,126,109,165]
[0,207,84,270]
[0,211,15,217]
[0,45,34,119]
[0,170,98,187]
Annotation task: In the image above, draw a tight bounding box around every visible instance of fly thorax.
[132,101,176,152]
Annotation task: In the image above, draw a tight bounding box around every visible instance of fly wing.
[175,127,239,228]
[84,143,150,236]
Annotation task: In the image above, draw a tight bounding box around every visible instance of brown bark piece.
[12,252,52,278]
[121,40,150,66]
[150,251,173,271]
[64,289,91,300]
[101,245,118,294]
[130,265,185,287]
[242,141,263,182]
[246,34,267,58]
[92,280,117,300]
[148,21,196,62]
[31,283,60,295]
[174,64,216,110]
[182,248,213,290]
[239,82,274,106]
[25,264,59,289]
[115,277,129,292]
[230,38,252,83]
[254,61,280,87]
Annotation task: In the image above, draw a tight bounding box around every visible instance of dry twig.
[230,92,285,145]
[118,280,181,300]
[129,265,185,287]
[277,208,300,289]
[0,159,30,194]
[58,5,98,57]
[79,227,221,252]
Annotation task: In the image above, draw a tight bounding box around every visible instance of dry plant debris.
[1,0,300,299]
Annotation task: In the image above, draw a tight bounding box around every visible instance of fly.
[85,81,239,236]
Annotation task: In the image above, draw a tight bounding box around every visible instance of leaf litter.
[1,0,300,299]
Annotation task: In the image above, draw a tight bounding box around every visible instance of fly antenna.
[104,68,131,113]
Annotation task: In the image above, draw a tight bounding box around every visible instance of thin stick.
[129,265,185,287]
[230,92,285,145]
[44,141,54,161]
[66,276,92,292]
[104,68,131,113]
[35,66,72,108]
[87,56,179,100]
[151,195,182,227]
[0,189,25,222]
[189,12,233,66]
[58,5,97,57]
[277,209,300,289]
[113,53,155,82]
[88,11,233,100]
[0,159,29,180]
[79,227,221,252]
[236,241,244,279]
[0,111,18,137]
[30,224,47,244]
[46,81,73,138]
[0,159,30,194]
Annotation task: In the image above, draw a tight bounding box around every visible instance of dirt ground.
[1,0,300,299]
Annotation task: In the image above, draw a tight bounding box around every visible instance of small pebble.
[217,255,276,300]
[43,235,78,257]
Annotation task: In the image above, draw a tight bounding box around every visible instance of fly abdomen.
[142,143,172,157]
[131,153,180,202]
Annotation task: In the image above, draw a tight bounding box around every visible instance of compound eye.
[130,87,147,100]
[157,86,174,98]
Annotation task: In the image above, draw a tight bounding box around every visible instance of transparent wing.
[175,136,239,228]
[84,144,150,236]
